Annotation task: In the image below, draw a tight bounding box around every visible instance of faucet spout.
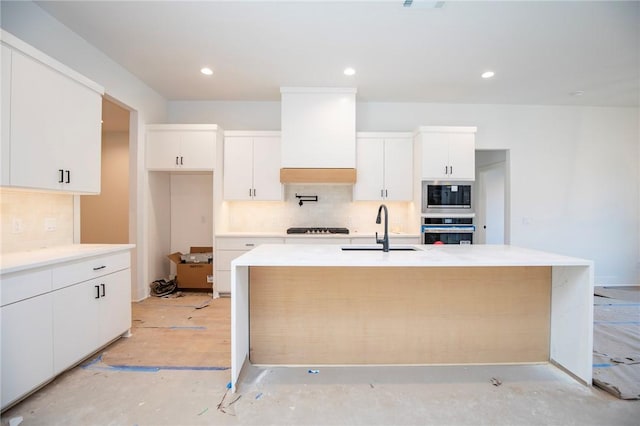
[375,204,390,252]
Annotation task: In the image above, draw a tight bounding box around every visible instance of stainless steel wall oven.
[422,217,475,245]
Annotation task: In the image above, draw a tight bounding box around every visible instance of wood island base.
[249,266,551,365]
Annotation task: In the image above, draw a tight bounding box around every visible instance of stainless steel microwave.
[422,181,473,214]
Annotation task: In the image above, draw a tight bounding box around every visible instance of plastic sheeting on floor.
[593,287,640,400]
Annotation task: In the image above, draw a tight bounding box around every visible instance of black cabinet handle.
[59,169,64,183]
[175,156,179,165]
[94,285,100,299]
[93,265,106,271]
[450,166,453,175]
[253,188,256,197]
[180,156,184,165]
[385,189,388,198]
[65,170,70,183]
[101,283,105,297]
[380,189,384,198]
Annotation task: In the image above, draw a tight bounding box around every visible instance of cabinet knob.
[245,243,255,247]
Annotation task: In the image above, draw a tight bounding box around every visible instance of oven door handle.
[422,226,475,233]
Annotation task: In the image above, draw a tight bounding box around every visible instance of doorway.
[475,150,509,245]
[80,98,130,243]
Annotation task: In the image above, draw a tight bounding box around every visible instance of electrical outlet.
[12,218,24,234]
[45,217,57,232]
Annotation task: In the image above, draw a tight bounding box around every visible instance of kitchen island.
[230,244,593,391]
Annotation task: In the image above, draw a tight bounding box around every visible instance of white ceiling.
[34,0,639,107]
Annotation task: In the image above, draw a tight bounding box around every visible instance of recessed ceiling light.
[481,71,495,79]
[200,67,213,76]
[344,67,356,76]
[570,90,584,97]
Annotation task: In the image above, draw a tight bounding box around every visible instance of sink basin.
[341,245,420,251]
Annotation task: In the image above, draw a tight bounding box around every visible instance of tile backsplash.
[0,188,74,253]
[225,185,415,234]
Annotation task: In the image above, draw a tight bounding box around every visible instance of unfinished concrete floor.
[2,293,639,426]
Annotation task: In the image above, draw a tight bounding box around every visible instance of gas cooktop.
[286,227,350,235]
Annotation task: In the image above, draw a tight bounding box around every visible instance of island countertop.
[232,243,592,268]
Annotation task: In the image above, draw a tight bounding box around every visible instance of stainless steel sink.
[341,245,420,251]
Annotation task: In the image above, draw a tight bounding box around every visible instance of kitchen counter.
[0,244,136,275]
[230,244,594,392]
[216,232,419,239]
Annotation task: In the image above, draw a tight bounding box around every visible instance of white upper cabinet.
[416,126,476,181]
[1,32,103,193]
[354,133,413,201]
[146,124,219,171]
[280,87,356,168]
[223,131,282,201]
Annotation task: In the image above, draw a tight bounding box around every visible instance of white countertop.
[0,244,135,275]
[232,244,592,268]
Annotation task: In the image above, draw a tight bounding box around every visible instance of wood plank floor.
[101,293,230,368]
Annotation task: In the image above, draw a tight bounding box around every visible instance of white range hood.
[280,87,357,184]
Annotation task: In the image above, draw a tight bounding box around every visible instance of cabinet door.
[59,80,102,193]
[52,279,100,374]
[421,133,450,180]
[223,136,254,200]
[9,51,100,193]
[98,269,131,343]
[1,45,11,185]
[383,138,413,201]
[10,51,64,190]
[1,294,54,409]
[179,130,216,170]
[252,136,282,201]
[447,133,475,180]
[354,138,384,201]
[146,130,180,169]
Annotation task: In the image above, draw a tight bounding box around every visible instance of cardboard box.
[168,246,213,290]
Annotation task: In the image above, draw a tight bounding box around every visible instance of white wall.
[169,100,639,285]
[1,1,168,300]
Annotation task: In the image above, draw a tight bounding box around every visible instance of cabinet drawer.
[216,250,247,271]
[52,251,130,290]
[0,268,52,307]
[215,237,284,250]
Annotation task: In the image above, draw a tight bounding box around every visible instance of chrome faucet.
[375,204,389,252]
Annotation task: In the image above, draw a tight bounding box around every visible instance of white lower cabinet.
[0,248,131,410]
[53,269,131,373]
[1,293,53,409]
[215,237,284,293]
